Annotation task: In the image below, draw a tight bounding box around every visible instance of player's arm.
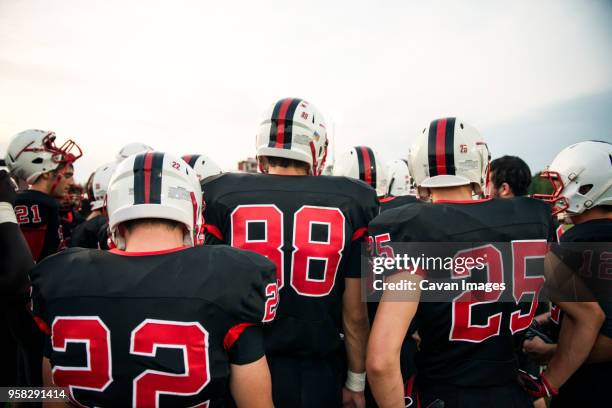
[539,251,605,389]
[42,357,69,408]
[366,272,420,408]
[230,356,273,408]
[585,333,612,363]
[342,277,369,407]
[584,302,612,363]
[544,300,604,389]
[0,170,33,298]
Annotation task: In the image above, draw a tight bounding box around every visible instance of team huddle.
[0,97,610,408]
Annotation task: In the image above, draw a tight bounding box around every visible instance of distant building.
[237,157,258,173]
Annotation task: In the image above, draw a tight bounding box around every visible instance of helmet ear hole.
[32,158,43,164]
[578,184,593,195]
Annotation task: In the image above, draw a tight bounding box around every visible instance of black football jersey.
[369,197,555,386]
[14,190,64,262]
[379,194,418,212]
[550,219,612,406]
[59,207,85,246]
[70,214,109,249]
[31,245,277,407]
[202,172,379,357]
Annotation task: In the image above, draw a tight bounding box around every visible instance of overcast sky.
[1,0,611,181]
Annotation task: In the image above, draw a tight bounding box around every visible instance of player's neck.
[429,185,473,202]
[569,207,612,225]
[87,210,103,221]
[30,179,52,195]
[124,227,185,252]
[267,166,309,176]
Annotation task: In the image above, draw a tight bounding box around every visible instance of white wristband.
[0,202,17,224]
[345,370,366,392]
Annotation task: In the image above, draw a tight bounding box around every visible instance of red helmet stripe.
[275,98,293,148]
[435,118,448,175]
[143,152,154,204]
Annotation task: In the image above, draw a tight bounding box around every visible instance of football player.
[366,118,604,408]
[387,159,414,197]
[4,129,82,261]
[182,154,223,181]
[0,170,37,387]
[70,161,117,249]
[488,155,532,198]
[526,140,612,407]
[333,146,418,405]
[31,152,277,407]
[202,98,378,408]
[333,147,418,212]
[115,142,154,162]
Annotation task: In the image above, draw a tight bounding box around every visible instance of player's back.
[379,194,418,212]
[70,214,109,249]
[202,172,379,357]
[369,197,554,386]
[14,189,63,261]
[550,219,612,407]
[31,245,276,407]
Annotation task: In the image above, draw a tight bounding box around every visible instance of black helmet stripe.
[133,152,165,204]
[183,154,200,169]
[268,98,303,149]
[444,118,456,175]
[355,146,377,188]
[427,117,456,176]
[281,98,302,149]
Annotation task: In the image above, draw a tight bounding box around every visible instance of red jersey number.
[51,317,210,407]
[450,240,547,342]
[230,205,346,297]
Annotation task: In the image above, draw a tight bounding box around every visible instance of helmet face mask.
[256,98,328,176]
[5,130,82,184]
[532,170,569,215]
[535,141,612,216]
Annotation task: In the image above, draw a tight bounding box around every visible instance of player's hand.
[517,370,558,398]
[342,387,365,408]
[522,337,556,363]
[0,170,17,206]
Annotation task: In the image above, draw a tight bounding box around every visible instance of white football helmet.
[116,142,154,162]
[4,129,82,184]
[333,146,388,196]
[256,98,328,175]
[90,161,118,211]
[182,154,223,181]
[535,140,612,215]
[106,151,202,249]
[387,159,413,197]
[409,118,490,196]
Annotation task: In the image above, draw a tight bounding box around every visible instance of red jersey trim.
[379,196,396,203]
[351,227,368,241]
[223,322,255,350]
[204,224,224,241]
[33,316,51,335]
[109,246,189,257]
[433,198,493,204]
